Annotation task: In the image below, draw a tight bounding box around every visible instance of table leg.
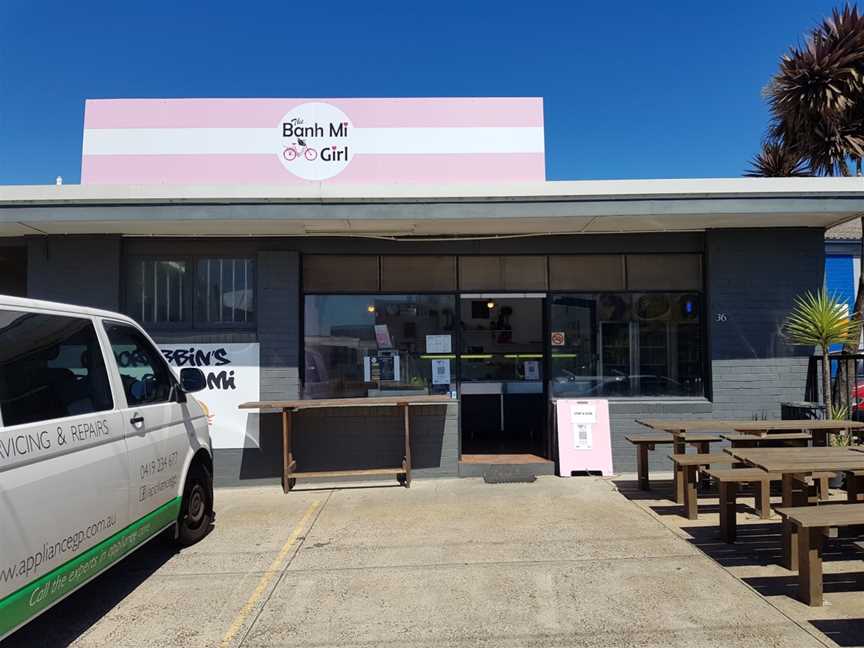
[281,409,294,493]
[637,444,650,490]
[673,435,686,504]
[798,525,824,607]
[754,479,771,519]
[817,475,830,501]
[848,473,861,503]
[782,474,806,571]
[401,402,412,488]
[684,465,699,520]
[719,481,737,543]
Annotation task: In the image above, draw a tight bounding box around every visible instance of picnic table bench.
[669,453,735,519]
[626,433,722,495]
[776,503,864,606]
[707,468,781,541]
[239,395,452,492]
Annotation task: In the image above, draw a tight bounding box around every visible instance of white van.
[0,296,214,640]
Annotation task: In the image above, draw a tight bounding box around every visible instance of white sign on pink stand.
[556,399,614,477]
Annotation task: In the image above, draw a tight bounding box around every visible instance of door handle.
[130,415,145,429]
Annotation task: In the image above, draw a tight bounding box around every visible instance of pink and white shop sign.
[80,98,545,185]
[556,399,614,477]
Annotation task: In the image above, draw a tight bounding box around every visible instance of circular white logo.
[277,102,354,181]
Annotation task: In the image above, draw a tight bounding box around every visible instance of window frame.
[124,255,257,331]
[546,289,708,399]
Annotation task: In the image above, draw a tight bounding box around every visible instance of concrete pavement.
[5,476,833,647]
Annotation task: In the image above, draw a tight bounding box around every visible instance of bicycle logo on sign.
[282,138,317,162]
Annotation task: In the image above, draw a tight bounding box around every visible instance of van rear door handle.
[130,415,145,428]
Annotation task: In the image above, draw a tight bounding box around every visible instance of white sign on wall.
[160,343,260,449]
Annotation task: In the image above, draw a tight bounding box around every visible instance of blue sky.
[0,1,846,185]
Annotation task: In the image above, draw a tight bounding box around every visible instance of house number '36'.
[715,313,728,322]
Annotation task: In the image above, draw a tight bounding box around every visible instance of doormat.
[482,464,537,484]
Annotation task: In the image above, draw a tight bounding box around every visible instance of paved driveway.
[5,477,829,647]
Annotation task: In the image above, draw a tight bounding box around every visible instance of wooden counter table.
[240,395,453,493]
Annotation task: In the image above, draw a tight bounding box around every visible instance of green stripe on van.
[0,497,181,638]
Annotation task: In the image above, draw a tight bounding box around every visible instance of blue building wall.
[826,255,855,308]
[825,254,855,356]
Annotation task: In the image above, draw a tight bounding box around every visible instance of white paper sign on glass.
[432,358,451,385]
[160,343,260,450]
[374,324,393,349]
[426,334,452,354]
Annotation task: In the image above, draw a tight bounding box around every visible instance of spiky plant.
[767,4,864,176]
[745,140,810,177]
[785,288,862,415]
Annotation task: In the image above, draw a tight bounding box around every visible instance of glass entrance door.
[458,295,546,456]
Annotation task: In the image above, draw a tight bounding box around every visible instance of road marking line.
[219,500,320,648]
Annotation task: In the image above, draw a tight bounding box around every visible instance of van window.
[104,322,176,406]
[0,310,114,426]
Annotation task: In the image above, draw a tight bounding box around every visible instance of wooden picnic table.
[636,419,864,502]
[728,420,864,444]
[626,432,722,498]
[638,418,864,442]
[239,395,452,493]
[721,432,812,447]
[724,446,864,571]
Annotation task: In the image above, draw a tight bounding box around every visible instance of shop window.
[458,256,547,291]
[127,259,188,325]
[549,292,704,398]
[125,256,255,328]
[303,255,379,292]
[549,255,625,291]
[303,294,456,399]
[626,254,702,291]
[380,256,457,292]
[195,258,256,325]
[0,311,113,426]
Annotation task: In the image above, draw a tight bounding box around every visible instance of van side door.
[0,310,128,635]
[101,321,190,525]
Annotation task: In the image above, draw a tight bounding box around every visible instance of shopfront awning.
[1,177,863,238]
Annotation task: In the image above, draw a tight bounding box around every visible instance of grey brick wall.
[26,237,121,310]
[257,250,300,400]
[706,228,822,418]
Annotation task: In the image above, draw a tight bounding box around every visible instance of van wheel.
[177,463,213,546]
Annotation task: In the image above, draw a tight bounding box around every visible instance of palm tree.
[767,4,864,176]
[785,289,861,416]
[744,140,809,177]
[752,5,864,410]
